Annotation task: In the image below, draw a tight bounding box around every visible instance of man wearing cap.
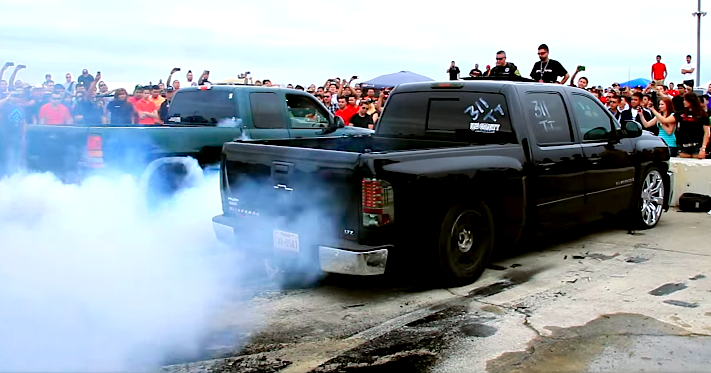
[158,86,175,124]
[487,51,521,78]
[0,87,28,176]
[78,69,94,87]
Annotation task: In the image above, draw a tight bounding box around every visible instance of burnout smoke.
[0,162,243,372]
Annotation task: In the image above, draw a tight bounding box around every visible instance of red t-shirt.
[133,99,157,125]
[38,103,72,125]
[335,107,356,125]
[652,63,666,80]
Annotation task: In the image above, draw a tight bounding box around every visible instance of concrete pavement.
[163,209,711,373]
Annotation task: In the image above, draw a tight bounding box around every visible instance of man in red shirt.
[651,55,667,87]
[38,93,72,125]
[133,88,159,125]
[346,95,359,113]
[335,96,355,125]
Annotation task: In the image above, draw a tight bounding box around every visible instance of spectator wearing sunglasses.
[38,92,72,125]
[487,51,521,77]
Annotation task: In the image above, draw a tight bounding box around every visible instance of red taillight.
[86,134,103,167]
[362,178,394,227]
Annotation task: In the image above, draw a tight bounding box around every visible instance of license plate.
[274,230,299,253]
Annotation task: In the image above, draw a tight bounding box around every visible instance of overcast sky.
[1,0,710,89]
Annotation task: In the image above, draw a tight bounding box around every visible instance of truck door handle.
[589,156,601,164]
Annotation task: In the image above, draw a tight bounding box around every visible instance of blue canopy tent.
[619,78,651,88]
[360,71,434,89]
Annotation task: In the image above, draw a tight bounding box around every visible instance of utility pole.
[693,0,706,87]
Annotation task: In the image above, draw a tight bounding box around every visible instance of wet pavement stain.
[311,327,446,372]
[486,313,696,373]
[649,283,688,296]
[689,274,706,281]
[586,253,621,261]
[467,268,546,299]
[460,323,497,337]
[411,306,468,327]
[480,305,506,315]
[663,300,699,308]
[625,256,649,263]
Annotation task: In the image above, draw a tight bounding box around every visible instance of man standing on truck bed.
[487,51,520,77]
[134,87,159,125]
[530,44,569,84]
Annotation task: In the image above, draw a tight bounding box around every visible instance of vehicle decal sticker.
[464,98,505,131]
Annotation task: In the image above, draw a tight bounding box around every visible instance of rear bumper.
[212,214,390,276]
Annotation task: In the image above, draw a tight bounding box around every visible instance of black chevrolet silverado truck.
[212,80,674,284]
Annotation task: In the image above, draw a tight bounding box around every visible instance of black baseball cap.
[166,86,174,92]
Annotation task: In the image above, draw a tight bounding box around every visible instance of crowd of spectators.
[2,45,710,159]
[0,64,383,130]
[449,45,711,159]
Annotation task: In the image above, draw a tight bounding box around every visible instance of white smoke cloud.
[0,163,244,372]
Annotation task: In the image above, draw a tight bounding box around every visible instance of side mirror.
[320,116,345,135]
[334,116,345,128]
[621,120,644,138]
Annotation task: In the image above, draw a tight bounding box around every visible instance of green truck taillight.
[362,178,394,227]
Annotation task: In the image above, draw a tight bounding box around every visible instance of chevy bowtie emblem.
[274,184,293,192]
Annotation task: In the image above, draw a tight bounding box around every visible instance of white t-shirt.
[682,63,695,79]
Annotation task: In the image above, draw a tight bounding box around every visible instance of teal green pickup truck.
[24,85,371,194]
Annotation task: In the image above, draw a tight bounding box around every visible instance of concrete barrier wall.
[669,158,711,207]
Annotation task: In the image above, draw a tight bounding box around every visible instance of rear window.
[377,92,515,143]
[167,89,238,125]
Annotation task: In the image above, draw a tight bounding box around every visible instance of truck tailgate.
[25,125,91,178]
[221,141,368,252]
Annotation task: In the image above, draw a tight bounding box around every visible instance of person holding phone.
[0,62,14,97]
[569,65,588,89]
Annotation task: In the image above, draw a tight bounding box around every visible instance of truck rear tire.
[436,202,495,285]
[140,157,203,208]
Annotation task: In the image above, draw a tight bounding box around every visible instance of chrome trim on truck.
[319,246,389,276]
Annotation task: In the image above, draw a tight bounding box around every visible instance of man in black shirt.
[158,86,174,124]
[447,61,460,81]
[672,84,686,112]
[349,102,375,129]
[621,92,656,135]
[530,44,569,84]
[77,69,94,87]
[469,64,483,77]
[488,51,521,77]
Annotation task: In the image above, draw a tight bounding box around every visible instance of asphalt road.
[163,209,711,373]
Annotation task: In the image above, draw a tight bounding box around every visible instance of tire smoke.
[0,161,243,372]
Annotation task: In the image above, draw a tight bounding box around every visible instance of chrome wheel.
[449,211,490,271]
[640,170,664,227]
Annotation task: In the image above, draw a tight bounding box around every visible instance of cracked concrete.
[164,210,711,373]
